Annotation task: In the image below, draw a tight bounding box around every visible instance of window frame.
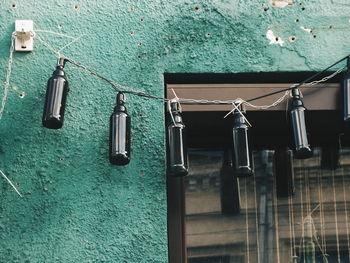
[165,72,344,263]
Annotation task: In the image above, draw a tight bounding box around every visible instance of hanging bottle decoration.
[42,57,69,129]
[343,57,350,126]
[289,88,313,159]
[166,100,188,177]
[232,103,254,176]
[109,92,131,165]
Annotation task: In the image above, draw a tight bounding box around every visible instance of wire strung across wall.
[1,29,348,117]
[0,29,346,127]
[1,28,350,172]
[40,44,349,107]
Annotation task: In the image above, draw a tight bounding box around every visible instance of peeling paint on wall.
[266,30,284,46]
[300,26,312,33]
[270,0,293,8]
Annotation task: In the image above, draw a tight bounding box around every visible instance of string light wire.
[34,30,348,107]
[35,34,61,58]
[0,169,23,198]
[66,59,347,110]
[0,33,15,120]
[57,34,86,53]
[0,29,348,122]
[246,55,349,103]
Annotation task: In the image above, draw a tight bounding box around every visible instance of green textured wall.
[0,0,350,262]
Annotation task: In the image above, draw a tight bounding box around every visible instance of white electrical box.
[15,20,34,52]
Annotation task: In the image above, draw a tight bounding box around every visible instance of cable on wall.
[28,31,350,107]
[1,28,350,171]
[1,29,348,122]
[0,33,15,120]
[0,169,23,197]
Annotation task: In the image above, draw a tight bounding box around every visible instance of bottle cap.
[114,92,126,112]
[291,88,302,98]
[57,57,67,68]
[116,92,125,105]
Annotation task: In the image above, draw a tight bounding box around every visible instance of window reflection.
[185,148,350,263]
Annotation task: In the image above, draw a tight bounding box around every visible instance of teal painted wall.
[0,0,350,262]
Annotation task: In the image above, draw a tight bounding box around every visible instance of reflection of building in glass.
[185,149,350,263]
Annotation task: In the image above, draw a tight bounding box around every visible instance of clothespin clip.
[224,99,252,127]
[170,88,182,110]
[168,89,182,126]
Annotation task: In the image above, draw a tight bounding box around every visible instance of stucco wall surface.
[0,0,350,262]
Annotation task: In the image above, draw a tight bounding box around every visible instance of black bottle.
[343,57,350,126]
[42,58,69,129]
[289,88,313,159]
[109,92,131,165]
[166,101,188,177]
[232,104,254,176]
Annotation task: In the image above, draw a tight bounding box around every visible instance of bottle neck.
[53,66,66,77]
[170,101,179,112]
[114,104,126,112]
[291,88,304,107]
[53,58,67,77]
[57,57,66,67]
[114,92,127,112]
[291,88,301,98]
[291,98,304,108]
[169,101,183,123]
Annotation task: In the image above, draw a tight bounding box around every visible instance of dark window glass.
[185,148,350,263]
